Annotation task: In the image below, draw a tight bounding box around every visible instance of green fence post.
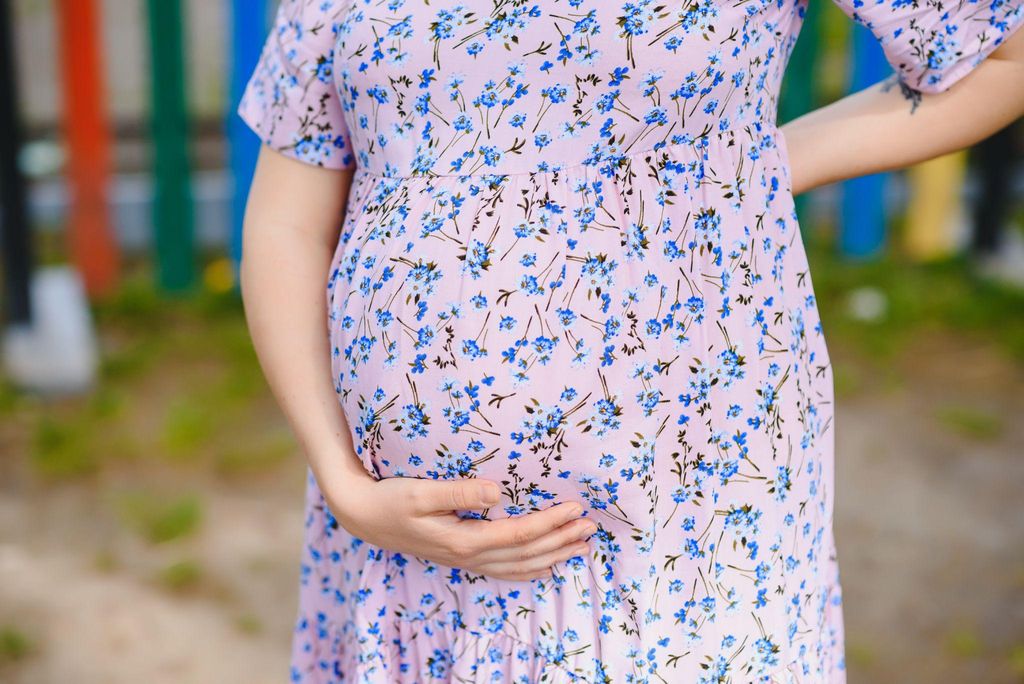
[146,0,195,292]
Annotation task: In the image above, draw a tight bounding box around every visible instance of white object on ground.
[846,286,888,323]
[2,265,98,395]
[974,225,1024,290]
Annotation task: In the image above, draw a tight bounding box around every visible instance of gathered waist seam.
[351,118,784,182]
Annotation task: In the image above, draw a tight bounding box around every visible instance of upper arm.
[827,0,1024,93]
[243,144,354,257]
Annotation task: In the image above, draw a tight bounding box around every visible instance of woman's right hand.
[328,474,597,582]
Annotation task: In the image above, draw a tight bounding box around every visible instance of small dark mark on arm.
[880,73,923,113]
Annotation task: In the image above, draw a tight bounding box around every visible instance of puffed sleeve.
[237,0,356,169]
[829,0,1024,93]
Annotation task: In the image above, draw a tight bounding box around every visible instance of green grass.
[31,414,98,479]
[29,383,138,479]
[234,613,264,636]
[158,560,203,593]
[93,549,120,574]
[945,625,984,660]
[87,386,125,419]
[215,428,295,477]
[935,405,1005,441]
[1008,643,1024,677]
[0,377,22,416]
[99,336,163,382]
[9,263,281,481]
[807,241,1024,367]
[0,627,32,665]
[161,399,216,457]
[116,491,203,544]
[843,639,877,669]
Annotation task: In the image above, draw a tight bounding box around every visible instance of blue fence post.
[228,0,268,281]
[839,24,890,259]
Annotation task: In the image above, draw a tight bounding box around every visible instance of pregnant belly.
[325,156,821,527]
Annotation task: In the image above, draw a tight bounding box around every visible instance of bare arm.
[239,147,595,581]
[782,27,1024,195]
[240,147,361,495]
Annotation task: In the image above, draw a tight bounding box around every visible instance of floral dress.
[238,0,1023,682]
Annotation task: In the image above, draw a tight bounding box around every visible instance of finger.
[410,478,501,515]
[476,540,590,581]
[474,517,596,564]
[495,569,553,583]
[464,501,586,552]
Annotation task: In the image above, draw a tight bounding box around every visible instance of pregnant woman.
[237,1,1024,681]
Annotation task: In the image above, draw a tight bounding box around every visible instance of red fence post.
[56,0,120,298]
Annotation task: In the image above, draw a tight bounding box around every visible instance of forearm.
[782,43,1024,195]
[239,150,369,493]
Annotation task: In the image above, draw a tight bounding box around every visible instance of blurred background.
[0,1,1022,683]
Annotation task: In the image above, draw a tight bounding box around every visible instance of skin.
[240,28,1024,582]
[782,30,1024,195]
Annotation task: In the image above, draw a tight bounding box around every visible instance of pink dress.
[238,1,1023,681]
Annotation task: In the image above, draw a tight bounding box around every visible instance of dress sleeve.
[237,0,356,170]
[828,0,1024,93]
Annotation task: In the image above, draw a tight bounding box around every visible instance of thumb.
[428,478,501,512]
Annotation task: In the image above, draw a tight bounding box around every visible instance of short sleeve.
[829,0,1024,93]
[237,0,356,170]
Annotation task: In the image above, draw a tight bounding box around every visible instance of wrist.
[311,456,377,525]
[303,436,378,518]
[326,474,378,534]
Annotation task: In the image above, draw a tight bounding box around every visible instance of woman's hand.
[329,474,597,582]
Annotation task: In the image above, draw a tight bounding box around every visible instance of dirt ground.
[1,294,1022,684]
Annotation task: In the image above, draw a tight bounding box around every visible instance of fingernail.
[566,503,583,517]
[479,482,500,505]
[578,523,596,540]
